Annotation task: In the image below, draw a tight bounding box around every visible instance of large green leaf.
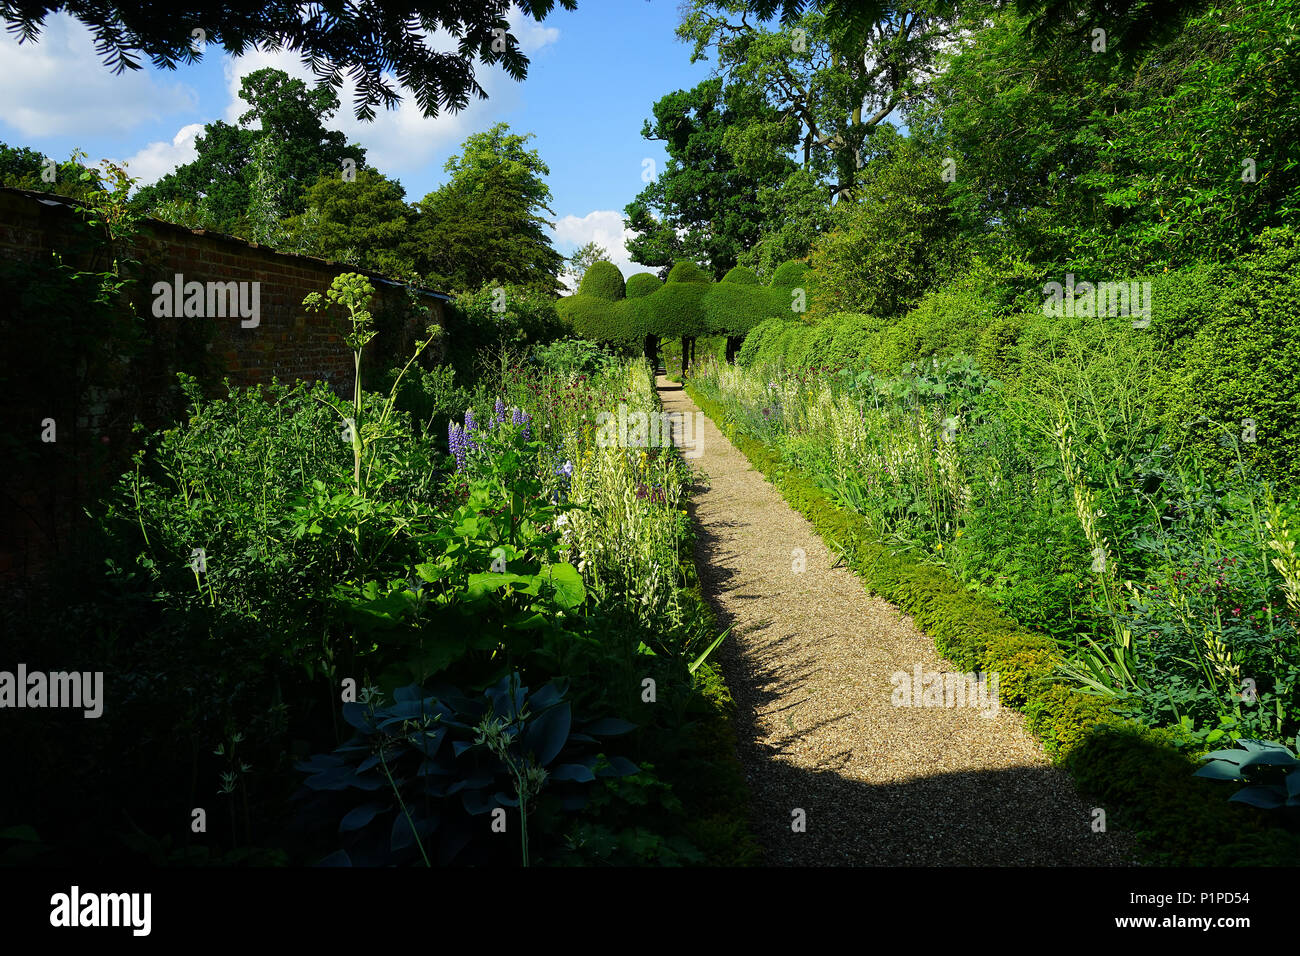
[543,562,586,609]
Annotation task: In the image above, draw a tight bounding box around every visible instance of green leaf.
[688,628,730,675]
[542,562,586,609]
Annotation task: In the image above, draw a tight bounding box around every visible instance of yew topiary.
[578,260,626,301]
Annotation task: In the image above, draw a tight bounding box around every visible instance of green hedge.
[685,382,1298,866]
[562,259,809,345]
[701,282,789,337]
[578,260,626,300]
[626,272,662,298]
[721,265,760,285]
[770,259,811,289]
[1155,227,1300,486]
[737,227,1300,486]
[667,260,713,284]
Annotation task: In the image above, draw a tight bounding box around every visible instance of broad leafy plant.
[294,673,638,866]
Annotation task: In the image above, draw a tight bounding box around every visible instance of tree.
[565,241,610,286]
[280,168,418,280]
[624,78,795,278]
[806,128,960,318]
[411,124,564,294]
[2,0,577,121]
[0,143,103,200]
[915,0,1300,272]
[678,1,957,199]
[133,68,365,240]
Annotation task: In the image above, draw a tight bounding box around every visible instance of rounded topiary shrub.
[625,272,662,299]
[721,265,760,285]
[769,260,811,289]
[666,260,713,284]
[610,296,657,343]
[578,261,626,301]
[556,294,621,342]
[650,282,711,338]
[702,283,786,337]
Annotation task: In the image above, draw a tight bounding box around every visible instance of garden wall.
[0,187,450,581]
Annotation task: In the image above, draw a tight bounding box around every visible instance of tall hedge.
[562,258,815,348]
[667,260,713,284]
[626,272,662,298]
[770,260,811,289]
[721,265,760,285]
[578,260,626,300]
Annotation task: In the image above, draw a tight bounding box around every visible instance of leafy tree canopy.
[133,68,365,240]
[412,123,564,294]
[1,0,577,121]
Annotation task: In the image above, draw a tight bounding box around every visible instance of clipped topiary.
[769,259,811,289]
[556,294,621,342]
[578,260,626,301]
[721,265,760,285]
[701,283,786,337]
[625,272,662,299]
[650,282,711,339]
[666,260,713,284]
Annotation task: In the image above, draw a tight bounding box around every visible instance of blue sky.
[0,2,720,277]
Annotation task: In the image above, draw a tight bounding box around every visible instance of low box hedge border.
[685,381,1299,866]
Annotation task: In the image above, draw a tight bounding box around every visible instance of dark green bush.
[701,282,786,337]
[626,272,662,298]
[666,260,713,284]
[1158,227,1300,486]
[769,259,811,289]
[651,282,711,338]
[578,261,626,300]
[721,265,760,285]
[555,293,621,343]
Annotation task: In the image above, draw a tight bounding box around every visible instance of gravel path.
[660,376,1136,866]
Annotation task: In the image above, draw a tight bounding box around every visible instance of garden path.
[658,376,1136,865]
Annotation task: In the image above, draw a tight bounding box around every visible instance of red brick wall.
[0,187,449,580]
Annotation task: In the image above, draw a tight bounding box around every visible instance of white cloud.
[552,209,642,291]
[120,123,204,186]
[0,13,197,137]
[218,3,561,191]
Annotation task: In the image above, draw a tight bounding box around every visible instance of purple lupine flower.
[519,408,532,441]
[448,421,468,472]
[511,406,523,427]
[464,407,476,440]
[493,397,506,425]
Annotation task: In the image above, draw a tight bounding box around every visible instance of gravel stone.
[661,377,1138,867]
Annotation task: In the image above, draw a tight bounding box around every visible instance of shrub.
[578,260,626,300]
[666,260,713,284]
[445,284,564,380]
[769,259,810,289]
[651,282,711,338]
[556,294,621,343]
[1158,227,1300,486]
[626,272,662,298]
[701,282,786,337]
[721,265,760,285]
